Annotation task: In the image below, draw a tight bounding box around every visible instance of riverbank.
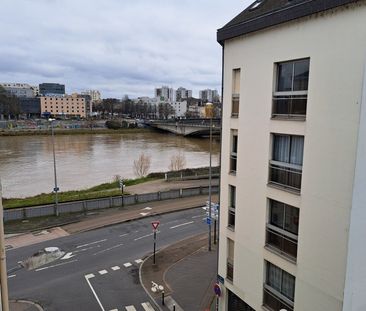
[0,127,152,136]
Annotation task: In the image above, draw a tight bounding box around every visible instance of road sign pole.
[214,219,217,245]
[151,220,160,265]
[153,230,156,265]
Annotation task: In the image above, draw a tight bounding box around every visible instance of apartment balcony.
[231,94,239,117]
[230,154,237,175]
[263,287,294,311]
[228,208,235,230]
[269,161,302,192]
[272,93,307,120]
[265,225,298,261]
[227,260,234,282]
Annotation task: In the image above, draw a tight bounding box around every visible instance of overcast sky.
[1,0,252,98]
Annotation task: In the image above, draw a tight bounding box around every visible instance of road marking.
[143,207,152,210]
[123,262,132,268]
[141,302,154,310]
[35,259,78,271]
[170,221,194,229]
[85,274,95,279]
[135,259,143,264]
[139,212,150,216]
[8,274,16,279]
[74,246,99,253]
[76,239,107,249]
[61,252,75,260]
[119,233,128,237]
[192,215,203,219]
[93,243,124,256]
[85,274,105,311]
[111,266,120,271]
[125,306,137,311]
[134,231,160,241]
[98,270,108,275]
[109,309,118,311]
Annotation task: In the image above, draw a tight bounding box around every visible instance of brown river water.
[0,132,220,198]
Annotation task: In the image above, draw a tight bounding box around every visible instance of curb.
[10,299,44,311]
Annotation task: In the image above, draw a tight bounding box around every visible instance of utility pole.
[0,180,9,311]
[49,119,59,217]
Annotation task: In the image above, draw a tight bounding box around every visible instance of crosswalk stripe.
[85,273,95,279]
[109,309,118,311]
[123,262,132,268]
[98,270,108,275]
[135,259,143,264]
[111,266,120,271]
[141,302,155,311]
[125,306,137,311]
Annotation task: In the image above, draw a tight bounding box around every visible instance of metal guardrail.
[4,185,219,222]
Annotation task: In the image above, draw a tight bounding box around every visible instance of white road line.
[143,207,152,210]
[8,274,16,279]
[123,262,132,268]
[85,274,105,311]
[125,306,137,311]
[134,231,160,241]
[98,270,108,275]
[85,273,95,279]
[93,243,124,256]
[170,221,194,229]
[111,266,120,271]
[139,212,150,216]
[135,259,143,264]
[119,233,128,237]
[141,302,155,311]
[109,309,118,311]
[192,215,203,219]
[76,239,107,249]
[35,259,78,271]
[74,246,99,253]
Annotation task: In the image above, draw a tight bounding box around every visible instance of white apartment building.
[155,85,175,102]
[171,100,187,118]
[217,0,366,310]
[199,88,219,103]
[175,87,192,101]
[81,89,101,102]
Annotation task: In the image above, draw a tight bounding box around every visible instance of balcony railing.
[228,208,235,229]
[269,161,302,192]
[272,93,307,119]
[263,287,294,311]
[265,225,298,260]
[230,153,237,174]
[227,260,234,282]
[231,94,239,117]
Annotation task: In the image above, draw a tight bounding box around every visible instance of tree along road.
[6,208,208,311]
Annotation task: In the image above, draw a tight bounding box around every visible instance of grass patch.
[3,176,159,209]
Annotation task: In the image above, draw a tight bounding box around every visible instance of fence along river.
[0,132,220,198]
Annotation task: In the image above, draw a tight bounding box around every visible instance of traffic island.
[140,233,217,311]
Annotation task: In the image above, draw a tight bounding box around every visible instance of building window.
[230,132,238,174]
[227,239,234,282]
[266,199,299,260]
[263,262,295,311]
[269,134,304,192]
[228,185,236,230]
[272,58,309,119]
[232,68,240,117]
[228,290,255,311]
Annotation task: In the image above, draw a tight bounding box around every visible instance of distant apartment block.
[199,88,219,103]
[40,93,86,118]
[175,87,192,101]
[171,101,187,118]
[39,83,65,96]
[155,86,175,102]
[0,83,35,98]
[217,0,366,311]
[81,89,101,102]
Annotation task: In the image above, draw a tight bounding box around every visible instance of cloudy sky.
[1,0,252,98]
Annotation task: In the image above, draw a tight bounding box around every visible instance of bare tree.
[169,152,186,171]
[133,153,151,177]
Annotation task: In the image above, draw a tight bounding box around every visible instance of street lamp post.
[206,103,213,252]
[49,119,59,217]
[0,180,10,311]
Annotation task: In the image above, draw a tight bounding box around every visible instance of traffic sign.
[206,217,211,225]
[214,283,222,297]
[151,221,160,230]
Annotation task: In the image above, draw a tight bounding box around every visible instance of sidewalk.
[9,300,43,311]
[140,233,218,311]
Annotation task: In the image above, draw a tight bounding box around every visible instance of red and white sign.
[151,221,160,231]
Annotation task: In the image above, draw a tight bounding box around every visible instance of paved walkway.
[9,300,43,311]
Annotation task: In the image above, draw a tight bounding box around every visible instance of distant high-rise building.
[199,89,219,103]
[155,86,174,102]
[81,90,101,102]
[0,83,35,98]
[39,83,65,96]
[175,87,192,101]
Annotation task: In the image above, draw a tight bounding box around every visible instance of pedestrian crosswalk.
[86,258,143,277]
[108,301,155,311]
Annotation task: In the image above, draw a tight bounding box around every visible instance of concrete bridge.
[145,119,221,136]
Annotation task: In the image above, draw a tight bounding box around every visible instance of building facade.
[199,88,219,103]
[40,93,86,118]
[217,1,366,311]
[39,83,65,96]
[155,86,175,102]
[0,83,35,98]
[81,89,101,102]
[175,87,192,101]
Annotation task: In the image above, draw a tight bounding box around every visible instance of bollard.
[162,290,165,305]
[173,304,176,311]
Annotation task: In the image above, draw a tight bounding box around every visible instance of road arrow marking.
[61,252,75,260]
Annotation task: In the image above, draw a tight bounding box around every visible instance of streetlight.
[0,180,10,311]
[206,102,214,251]
[49,118,59,217]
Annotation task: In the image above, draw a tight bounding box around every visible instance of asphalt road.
[6,208,209,311]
